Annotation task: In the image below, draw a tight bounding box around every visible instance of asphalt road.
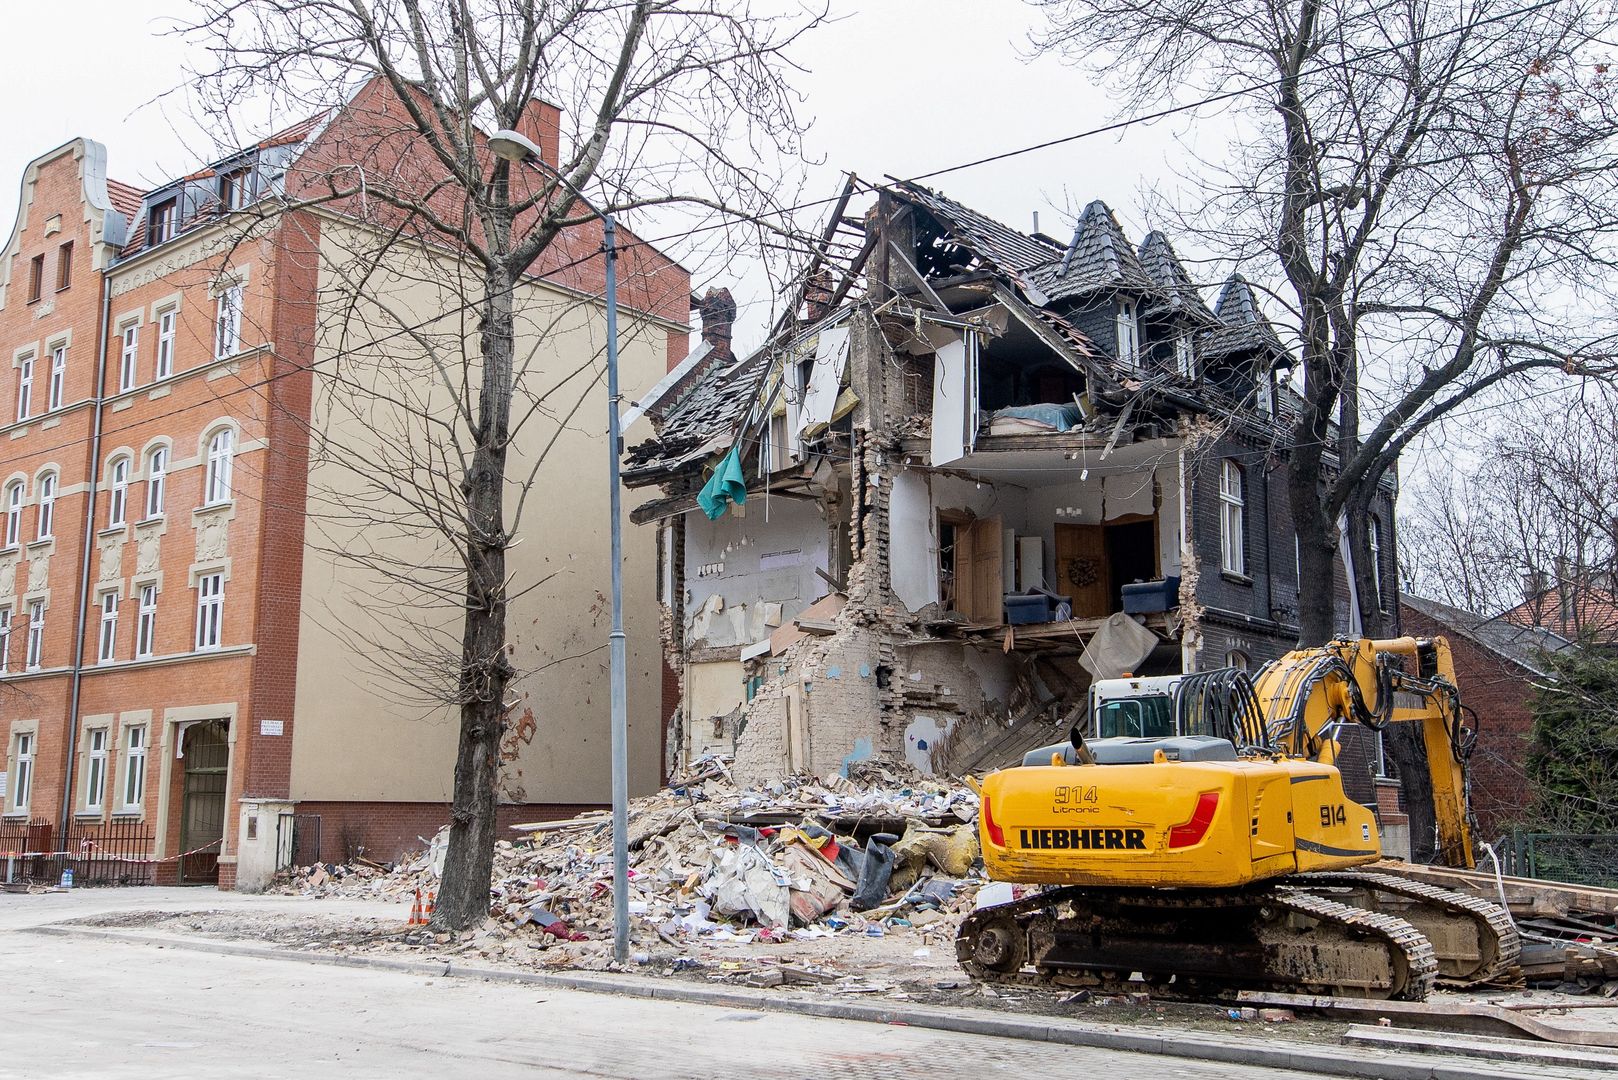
[0,890,1341,1080]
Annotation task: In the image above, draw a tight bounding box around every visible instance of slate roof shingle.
[1202,273,1287,361]
[1402,593,1575,676]
[1137,231,1215,322]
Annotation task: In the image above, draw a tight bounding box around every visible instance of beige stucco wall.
[289,218,680,804]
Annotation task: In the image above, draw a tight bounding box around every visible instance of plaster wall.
[289,220,679,805]
[685,658,746,760]
[682,496,829,648]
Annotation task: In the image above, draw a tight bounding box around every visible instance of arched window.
[3,481,22,548]
[36,472,56,540]
[144,447,168,519]
[204,428,234,506]
[1219,460,1245,576]
[108,456,130,527]
[1225,649,1250,672]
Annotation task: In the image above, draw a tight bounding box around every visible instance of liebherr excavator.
[956,637,1519,1001]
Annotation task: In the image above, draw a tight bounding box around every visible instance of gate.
[180,721,229,884]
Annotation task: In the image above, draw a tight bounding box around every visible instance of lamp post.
[489,129,630,965]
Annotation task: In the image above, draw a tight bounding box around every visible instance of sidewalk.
[9,888,1613,1080]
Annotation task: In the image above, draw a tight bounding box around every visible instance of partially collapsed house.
[624,181,1398,784]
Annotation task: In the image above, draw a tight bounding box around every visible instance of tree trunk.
[435,262,517,930]
[1289,453,1338,648]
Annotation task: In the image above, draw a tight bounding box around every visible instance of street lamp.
[489,129,630,965]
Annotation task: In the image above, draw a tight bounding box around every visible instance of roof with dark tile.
[890,181,1064,273]
[1402,593,1575,676]
[1201,273,1287,360]
[1025,200,1159,303]
[622,344,770,481]
[1137,231,1215,322]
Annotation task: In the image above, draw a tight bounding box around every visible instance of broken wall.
[683,497,830,649]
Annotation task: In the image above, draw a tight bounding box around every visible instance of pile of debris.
[279,758,990,968]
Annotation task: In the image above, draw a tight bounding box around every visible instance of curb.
[23,923,1597,1080]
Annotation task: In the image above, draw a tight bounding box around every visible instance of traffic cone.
[424,891,436,921]
[409,889,425,926]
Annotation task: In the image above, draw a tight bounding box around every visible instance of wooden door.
[1055,523,1111,617]
[956,515,1003,624]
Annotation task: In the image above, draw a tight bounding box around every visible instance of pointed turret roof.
[1137,231,1215,322]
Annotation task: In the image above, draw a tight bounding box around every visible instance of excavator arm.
[1250,637,1475,868]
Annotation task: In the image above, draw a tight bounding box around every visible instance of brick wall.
[292,800,604,864]
[1400,601,1536,838]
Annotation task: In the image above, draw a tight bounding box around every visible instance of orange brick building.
[0,81,690,889]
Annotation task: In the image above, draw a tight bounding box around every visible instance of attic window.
[149,200,177,245]
[219,168,251,211]
[1175,334,1194,379]
[1116,301,1139,368]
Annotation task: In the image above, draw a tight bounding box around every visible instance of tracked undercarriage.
[956,870,1517,1001]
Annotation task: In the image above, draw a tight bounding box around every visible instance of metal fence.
[0,818,157,887]
[1509,831,1618,889]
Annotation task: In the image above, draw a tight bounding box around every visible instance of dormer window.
[219,168,252,211]
[148,199,177,245]
[1175,334,1195,379]
[1116,300,1139,368]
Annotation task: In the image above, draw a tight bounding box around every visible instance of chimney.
[513,98,562,170]
[803,269,834,322]
[694,287,736,353]
[1522,567,1549,603]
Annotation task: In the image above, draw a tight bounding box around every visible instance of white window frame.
[9,731,34,815]
[3,481,21,548]
[1225,649,1250,671]
[16,352,33,422]
[0,606,10,673]
[25,599,44,671]
[108,456,129,527]
[98,590,119,663]
[119,724,147,813]
[204,428,234,506]
[1116,300,1140,368]
[119,323,139,392]
[214,284,243,359]
[36,472,55,541]
[156,308,176,380]
[195,572,224,651]
[136,584,157,659]
[84,727,109,813]
[1219,460,1246,577]
[1175,333,1195,379]
[47,343,66,411]
[144,447,167,519]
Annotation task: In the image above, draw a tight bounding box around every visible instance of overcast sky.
[0,0,1559,486]
[0,2,1205,330]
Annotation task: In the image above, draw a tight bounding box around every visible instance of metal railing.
[1,818,157,887]
[1509,831,1618,889]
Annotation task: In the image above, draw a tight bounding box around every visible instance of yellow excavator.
[956,637,1518,1001]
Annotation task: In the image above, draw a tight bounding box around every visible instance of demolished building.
[624,180,1398,787]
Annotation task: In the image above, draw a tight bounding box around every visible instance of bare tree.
[183,0,825,928]
[1027,0,1618,645]
[1401,387,1618,626]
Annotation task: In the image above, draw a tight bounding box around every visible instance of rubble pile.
[279,758,990,972]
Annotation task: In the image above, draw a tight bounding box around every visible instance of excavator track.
[1295,870,1519,987]
[957,885,1438,1001]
